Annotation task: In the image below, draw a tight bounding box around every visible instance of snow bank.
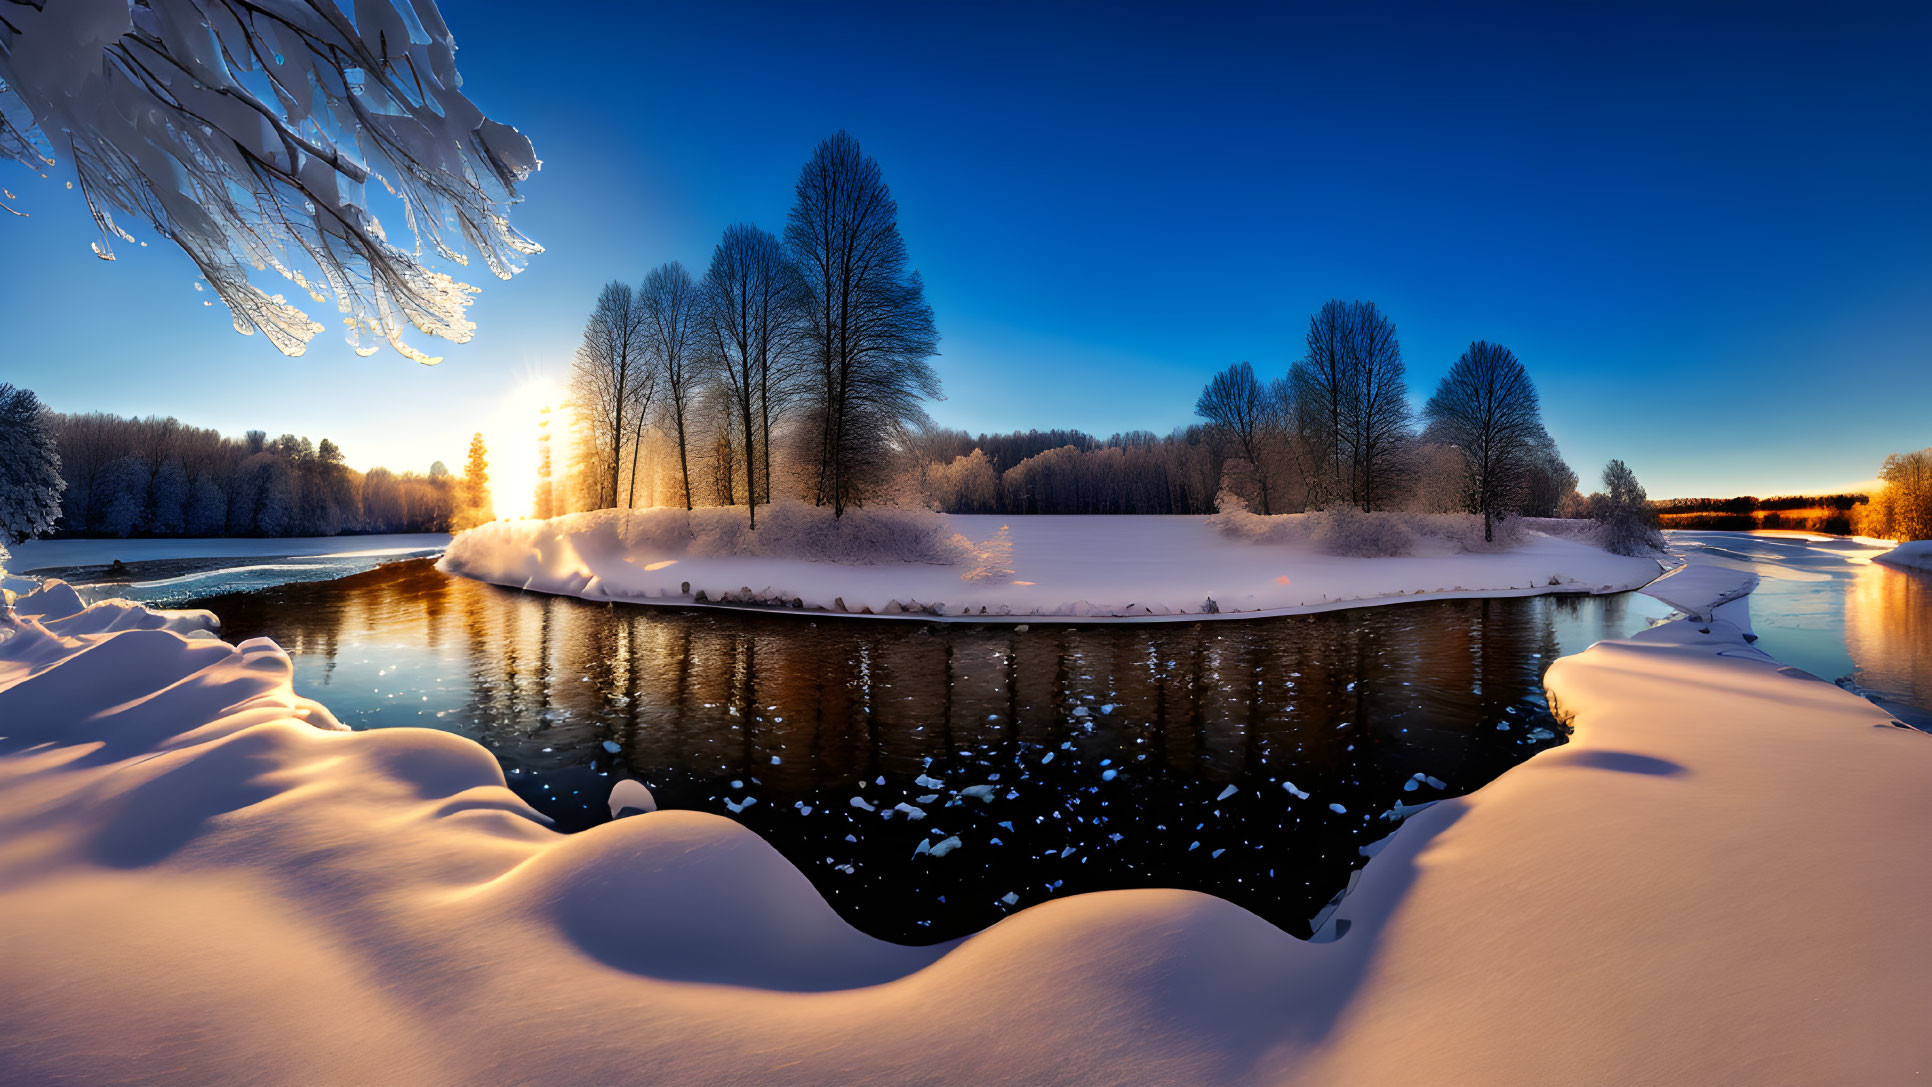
[442,512,1661,621]
[4,556,1928,1081]
[1874,539,1932,574]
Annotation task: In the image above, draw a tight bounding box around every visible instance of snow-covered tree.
[0,383,65,542]
[95,455,150,538]
[1593,459,1662,555]
[0,0,539,361]
[186,474,227,535]
[148,460,189,535]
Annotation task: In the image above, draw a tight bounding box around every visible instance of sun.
[481,375,571,521]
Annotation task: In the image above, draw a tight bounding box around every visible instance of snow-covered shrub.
[1308,507,1417,558]
[961,525,1016,582]
[1206,493,1315,545]
[1591,460,1666,556]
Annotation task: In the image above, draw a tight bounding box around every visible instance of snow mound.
[1874,540,1932,574]
[5,562,1926,1082]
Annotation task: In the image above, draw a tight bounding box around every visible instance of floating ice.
[849,796,877,813]
[601,740,621,754]
[929,836,963,857]
[960,785,997,802]
[1283,781,1311,799]
[915,773,945,790]
[1216,785,1238,801]
[1328,803,1347,814]
[893,803,927,820]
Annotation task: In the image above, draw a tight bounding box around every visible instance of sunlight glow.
[482,375,570,521]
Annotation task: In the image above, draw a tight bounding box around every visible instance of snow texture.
[1874,539,1932,575]
[4,549,1928,1083]
[441,512,1661,621]
[0,0,539,361]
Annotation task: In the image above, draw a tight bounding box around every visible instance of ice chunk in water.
[850,796,877,812]
[1216,785,1237,801]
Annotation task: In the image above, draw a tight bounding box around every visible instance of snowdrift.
[4,556,1930,1083]
[1874,539,1932,574]
[441,512,1661,621]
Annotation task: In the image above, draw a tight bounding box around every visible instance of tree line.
[1861,448,1932,542]
[914,301,1600,538]
[564,131,940,527]
[0,397,495,540]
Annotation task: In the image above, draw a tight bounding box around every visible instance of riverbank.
[6,534,450,604]
[441,513,1662,621]
[2,550,1926,1082]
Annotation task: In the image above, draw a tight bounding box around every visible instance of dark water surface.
[189,559,1676,941]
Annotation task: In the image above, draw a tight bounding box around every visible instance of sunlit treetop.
[0,0,540,362]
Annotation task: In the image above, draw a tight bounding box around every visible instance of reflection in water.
[1845,560,1932,725]
[191,559,1674,942]
[1667,531,1932,724]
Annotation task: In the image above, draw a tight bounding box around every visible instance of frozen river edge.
[1,552,1927,1083]
[439,513,1666,623]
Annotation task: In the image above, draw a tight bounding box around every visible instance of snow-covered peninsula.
[3,554,1927,1083]
[439,508,1662,621]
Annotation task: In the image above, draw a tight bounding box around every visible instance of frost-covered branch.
[0,0,540,361]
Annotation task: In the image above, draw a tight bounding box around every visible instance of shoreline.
[439,512,1666,624]
[474,571,1667,625]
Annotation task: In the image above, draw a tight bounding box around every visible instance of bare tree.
[643,262,701,510]
[1195,361,1279,513]
[785,131,940,516]
[569,282,651,509]
[701,224,803,526]
[1285,300,1410,511]
[1422,341,1545,541]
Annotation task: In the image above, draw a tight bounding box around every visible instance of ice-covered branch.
[0,0,540,361]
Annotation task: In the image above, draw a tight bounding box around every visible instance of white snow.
[3,558,1928,1083]
[1874,539,1932,574]
[440,513,1659,622]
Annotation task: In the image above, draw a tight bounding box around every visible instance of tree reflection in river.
[1845,560,1932,725]
[192,558,1672,941]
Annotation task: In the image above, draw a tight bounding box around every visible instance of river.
[176,529,1928,942]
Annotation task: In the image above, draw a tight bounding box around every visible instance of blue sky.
[2,0,1927,498]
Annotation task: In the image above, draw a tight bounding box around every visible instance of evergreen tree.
[0,384,66,543]
[457,433,495,529]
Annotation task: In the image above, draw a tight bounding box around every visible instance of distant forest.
[1655,493,1868,534]
[43,412,473,538]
